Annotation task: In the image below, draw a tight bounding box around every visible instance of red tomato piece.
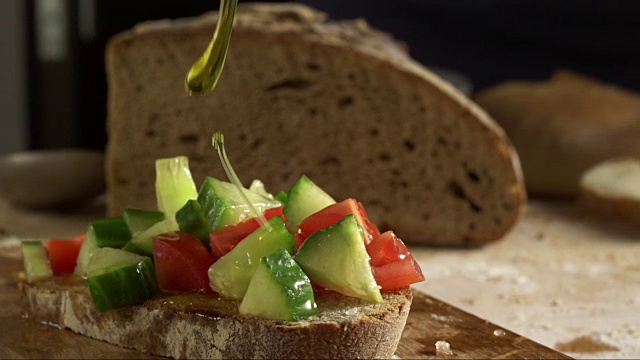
[45,237,84,275]
[153,231,215,294]
[209,207,284,259]
[372,257,425,291]
[366,231,410,267]
[296,199,380,250]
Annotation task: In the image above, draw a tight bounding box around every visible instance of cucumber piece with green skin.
[198,177,281,231]
[295,214,382,303]
[21,241,53,283]
[123,217,179,256]
[176,199,213,242]
[91,216,132,248]
[239,248,317,321]
[274,191,288,205]
[283,175,336,233]
[87,248,158,312]
[155,156,198,217]
[123,209,165,235]
[74,226,98,276]
[208,216,294,300]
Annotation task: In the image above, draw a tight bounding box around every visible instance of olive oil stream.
[185,0,238,95]
[212,132,271,230]
[185,2,269,228]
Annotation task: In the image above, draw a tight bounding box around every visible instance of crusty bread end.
[24,281,412,359]
[578,157,640,224]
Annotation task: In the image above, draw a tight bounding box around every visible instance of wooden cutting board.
[0,245,570,359]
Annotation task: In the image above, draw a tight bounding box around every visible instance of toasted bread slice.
[105,3,525,247]
[24,281,412,359]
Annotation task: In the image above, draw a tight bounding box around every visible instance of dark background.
[23,0,640,152]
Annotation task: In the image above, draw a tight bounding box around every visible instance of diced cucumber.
[283,175,336,233]
[176,199,213,242]
[123,217,179,256]
[155,156,198,216]
[295,215,382,303]
[90,216,132,248]
[208,216,293,300]
[274,191,288,205]
[87,248,158,312]
[123,209,165,235]
[239,249,317,321]
[248,179,274,200]
[74,226,98,276]
[21,241,53,283]
[198,177,281,231]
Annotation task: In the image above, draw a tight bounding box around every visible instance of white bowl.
[0,149,105,209]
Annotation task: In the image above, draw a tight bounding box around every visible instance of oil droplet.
[345,307,358,316]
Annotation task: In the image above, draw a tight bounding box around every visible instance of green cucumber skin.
[91,217,132,248]
[208,216,294,300]
[88,257,158,312]
[198,177,280,231]
[283,175,336,232]
[274,191,288,205]
[240,249,317,321]
[176,199,213,242]
[295,215,382,303]
[123,209,165,235]
[21,241,53,283]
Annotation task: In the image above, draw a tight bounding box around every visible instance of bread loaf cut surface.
[106,3,525,246]
[24,281,412,359]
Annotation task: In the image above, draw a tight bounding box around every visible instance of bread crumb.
[555,335,620,353]
[550,298,563,307]
[435,340,453,355]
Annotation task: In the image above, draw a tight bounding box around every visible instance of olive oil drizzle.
[212,131,271,230]
[185,0,238,95]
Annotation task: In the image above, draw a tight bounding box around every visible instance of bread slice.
[105,3,525,246]
[578,157,640,224]
[24,281,412,359]
[475,70,640,198]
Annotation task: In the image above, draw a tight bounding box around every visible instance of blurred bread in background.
[579,157,640,225]
[475,70,640,199]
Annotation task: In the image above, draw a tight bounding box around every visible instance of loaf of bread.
[24,281,412,359]
[579,157,640,224]
[475,70,640,199]
[106,3,525,247]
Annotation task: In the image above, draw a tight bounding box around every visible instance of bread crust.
[105,3,525,246]
[24,280,412,359]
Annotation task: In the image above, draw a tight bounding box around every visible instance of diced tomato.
[367,231,409,267]
[372,257,425,291]
[45,237,84,275]
[366,230,424,290]
[296,199,380,250]
[209,207,284,259]
[153,231,215,294]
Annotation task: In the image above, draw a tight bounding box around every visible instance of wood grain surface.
[0,243,570,360]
